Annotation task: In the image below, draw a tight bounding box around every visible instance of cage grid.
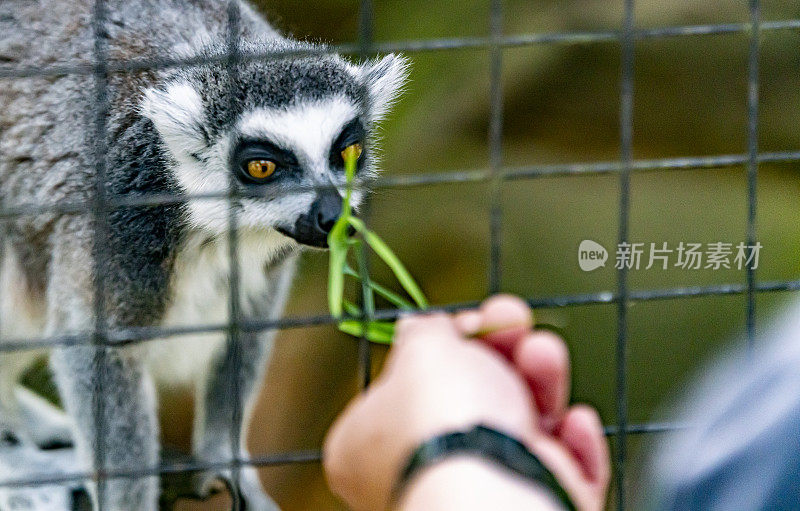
[0,0,797,509]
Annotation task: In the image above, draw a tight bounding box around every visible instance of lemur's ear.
[139,82,208,158]
[359,54,410,122]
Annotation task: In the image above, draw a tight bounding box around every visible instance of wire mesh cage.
[1,0,799,510]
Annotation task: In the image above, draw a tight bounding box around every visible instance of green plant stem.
[347,217,428,309]
[328,149,428,344]
[344,265,415,310]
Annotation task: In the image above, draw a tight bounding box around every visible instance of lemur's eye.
[234,141,297,184]
[246,160,277,180]
[341,143,363,162]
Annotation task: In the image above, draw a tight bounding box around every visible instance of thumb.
[382,313,462,377]
[393,312,462,348]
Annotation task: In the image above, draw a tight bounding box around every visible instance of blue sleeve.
[643,301,800,511]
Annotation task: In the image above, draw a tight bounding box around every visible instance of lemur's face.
[140,48,408,249]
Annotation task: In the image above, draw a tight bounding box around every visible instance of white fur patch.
[140,82,207,161]
[350,54,410,122]
[147,228,293,385]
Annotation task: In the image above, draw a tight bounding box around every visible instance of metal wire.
[0,2,796,510]
[614,0,634,507]
[3,276,800,355]
[357,0,375,390]
[224,3,246,508]
[746,0,761,352]
[5,150,800,221]
[0,419,694,492]
[3,19,800,80]
[488,0,504,294]
[90,0,111,508]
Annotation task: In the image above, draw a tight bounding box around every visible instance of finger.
[393,313,460,348]
[470,295,534,358]
[557,405,610,488]
[385,313,462,377]
[512,331,570,433]
[454,309,482,335]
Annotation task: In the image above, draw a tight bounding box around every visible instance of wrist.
[397,456,566,511]
[393,424,575,511]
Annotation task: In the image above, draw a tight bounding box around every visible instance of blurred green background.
[177,1,800,509]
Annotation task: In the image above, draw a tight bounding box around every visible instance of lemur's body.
[0,1,407,509]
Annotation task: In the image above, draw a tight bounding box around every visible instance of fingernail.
[454,310,482,335]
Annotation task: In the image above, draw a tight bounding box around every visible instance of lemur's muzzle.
[279,191,342,248]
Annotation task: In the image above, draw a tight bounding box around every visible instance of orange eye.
[341,143,363,162]
[246,160,276,179]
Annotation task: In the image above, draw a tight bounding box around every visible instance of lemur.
[0,0,408,509]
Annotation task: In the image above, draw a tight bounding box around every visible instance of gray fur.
[0,1,408,509]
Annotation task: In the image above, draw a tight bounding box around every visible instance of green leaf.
[342,144,358,210]
[328,146,359,318]
[348,217,429,309]
[342,299,362,317]
[356,244,376,317]
[327,217,350,318]
[344,266,415,310]
[338,320,396,344]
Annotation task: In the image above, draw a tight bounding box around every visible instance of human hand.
[323,295,609,511]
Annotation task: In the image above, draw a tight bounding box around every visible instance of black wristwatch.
[393,424,577,510]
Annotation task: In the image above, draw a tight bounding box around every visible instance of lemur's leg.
[192,256,297,511]
[192,331,280,510]
[51,345,159,510]
[47,222,159,511]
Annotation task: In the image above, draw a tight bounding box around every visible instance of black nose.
[283,192,343,248]
[315,192,341,234]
